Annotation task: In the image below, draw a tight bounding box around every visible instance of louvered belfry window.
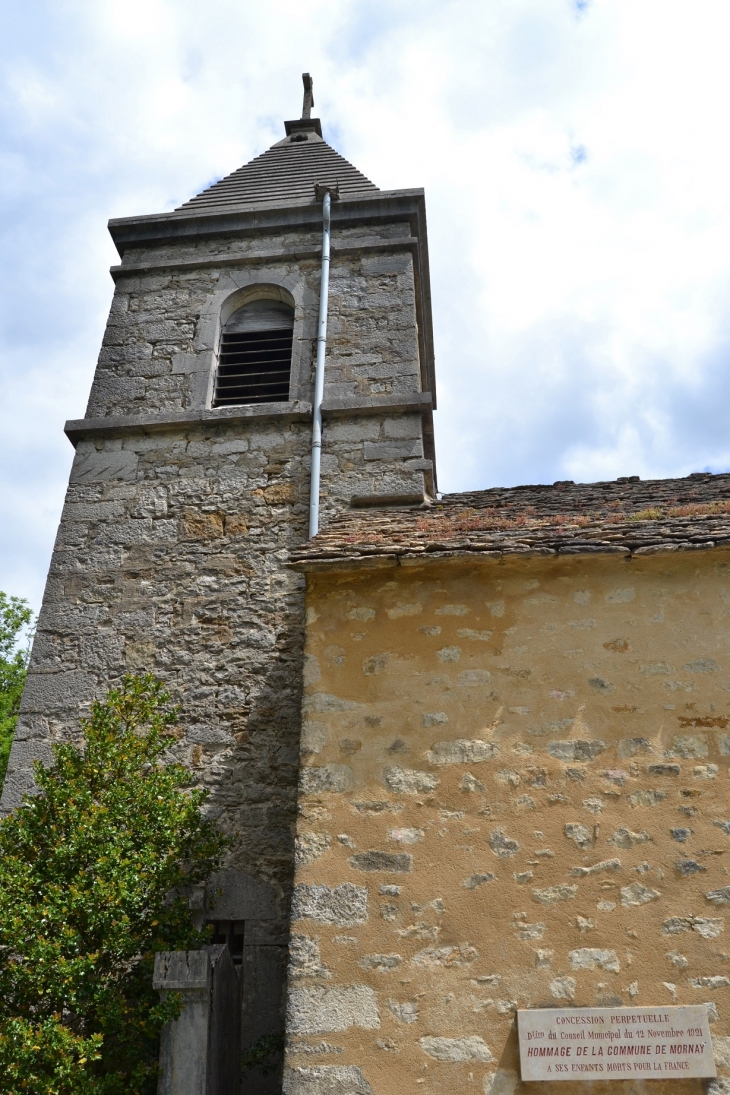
[213,299,294,407]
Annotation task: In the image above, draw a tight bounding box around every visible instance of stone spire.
[175,73,377,212]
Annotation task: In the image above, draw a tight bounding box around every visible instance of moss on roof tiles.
[291,473,730,566]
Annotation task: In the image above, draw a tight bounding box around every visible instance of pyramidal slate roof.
[176,122,379,213]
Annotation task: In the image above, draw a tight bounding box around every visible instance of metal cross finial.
[302,73,314,119]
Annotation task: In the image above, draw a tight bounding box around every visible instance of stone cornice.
[63,393,434,447]
[64,402,313,445]
[109,237,420,282]
[108,189,426,255]
[320,392,432,418]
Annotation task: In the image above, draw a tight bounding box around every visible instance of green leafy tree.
[0,673,228,1095]
[0,593,34,786]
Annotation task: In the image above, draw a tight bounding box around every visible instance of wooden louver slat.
[212,327,293,407]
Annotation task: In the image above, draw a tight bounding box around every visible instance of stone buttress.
[0,100,438,1089]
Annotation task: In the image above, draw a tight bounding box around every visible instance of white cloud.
[2,0,730,609]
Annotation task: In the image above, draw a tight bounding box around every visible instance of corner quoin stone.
[283,1067,374,1095]
[419,1036,493,1062]
[287,984,380,1035]
[291,884,369,926]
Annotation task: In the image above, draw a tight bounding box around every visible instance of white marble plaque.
[517,1005,715,1082]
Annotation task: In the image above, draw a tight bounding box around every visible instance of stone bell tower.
[1,76,437,1086]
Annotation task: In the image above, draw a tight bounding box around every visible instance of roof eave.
[108,187,426,253]
[289,538,730,573]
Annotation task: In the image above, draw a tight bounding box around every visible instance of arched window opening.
[213,298,294,407]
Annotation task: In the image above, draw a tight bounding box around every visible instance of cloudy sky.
[2,0,730,612]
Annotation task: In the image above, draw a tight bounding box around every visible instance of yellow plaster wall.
[286,552,730,1095]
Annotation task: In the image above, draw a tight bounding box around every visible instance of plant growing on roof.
[0,673,227,1095]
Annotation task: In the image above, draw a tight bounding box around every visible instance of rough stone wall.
[3,420,311,882]
[87,225,423,418]
[1,417,308,1093]
[4,200,432,805]
[318,412,426,517]
[1,203,434,1090]
[324,251,421,403]
[2,407,428,848]
[288,551,730,1095]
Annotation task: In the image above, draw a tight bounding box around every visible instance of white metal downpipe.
[308,189,332,538]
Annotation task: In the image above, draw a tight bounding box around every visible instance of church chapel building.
[5,79,730,1095]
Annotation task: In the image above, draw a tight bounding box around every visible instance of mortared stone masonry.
[8,81,730,1095]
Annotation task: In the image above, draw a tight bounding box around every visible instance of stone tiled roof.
[176,132,378,213]
[291,473,730,567]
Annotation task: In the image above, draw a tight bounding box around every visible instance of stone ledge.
[64,395,434,446]
[64,401,313,446]
[108,188,427,255]
[351,492,431,509]
[320,392,433,418]
[110,237,419,281]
